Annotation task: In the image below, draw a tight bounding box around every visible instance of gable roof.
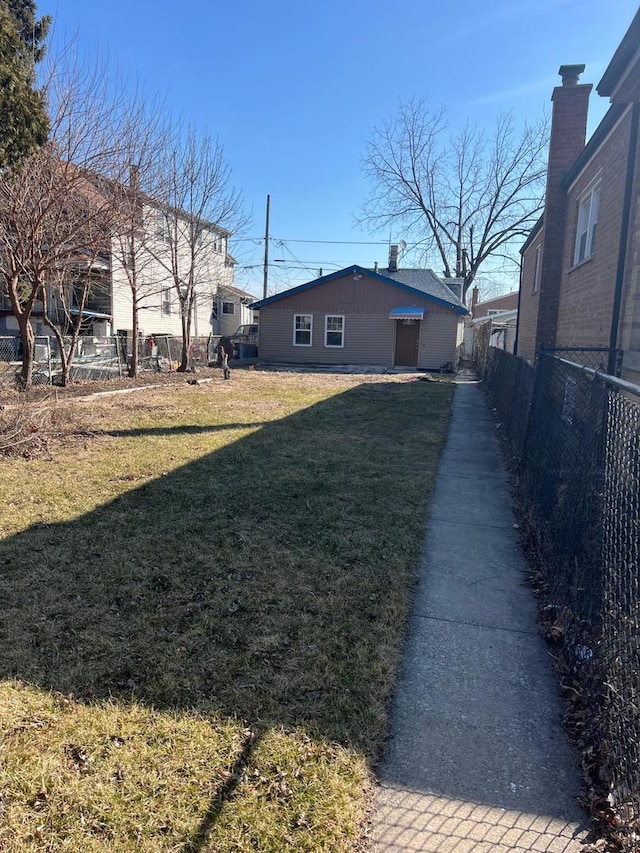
[219,283,255,300]
[250,265,468,314]
[377,267,466,307]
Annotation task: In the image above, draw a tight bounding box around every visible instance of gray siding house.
[251,260,467,369]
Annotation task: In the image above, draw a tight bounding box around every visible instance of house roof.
[76,163,233,238]
[219,284,256,300]
[520,215,544,255]
[378,267,466,308]
[250,265,468,315]
[597,9,640,102]
[473,309,518,327]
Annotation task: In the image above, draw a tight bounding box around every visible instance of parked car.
[230,324,258,358]
[232,324,258,340]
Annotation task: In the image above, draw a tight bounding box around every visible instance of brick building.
[470,288,519,320]
[516,9,640,383]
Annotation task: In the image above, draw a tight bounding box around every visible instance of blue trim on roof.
[249,265,468,315]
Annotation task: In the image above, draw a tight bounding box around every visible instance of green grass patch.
[0,371,452,850]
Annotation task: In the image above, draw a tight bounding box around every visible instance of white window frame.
[573,181,600,265]
[293,314,313,347]
[155,209,169,242]
[161,286,172,316]
[532,244,542,294]
[222,301,235,315]
[324,314,345,348]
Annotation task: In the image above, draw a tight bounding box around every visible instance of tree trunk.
[178,307,190,372]
[129,287,139,378]
[16,313,35,388]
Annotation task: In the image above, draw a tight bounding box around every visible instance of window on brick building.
[532,245,541,294]
[573,183,600,265]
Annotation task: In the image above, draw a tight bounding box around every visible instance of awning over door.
[389,306,425,320]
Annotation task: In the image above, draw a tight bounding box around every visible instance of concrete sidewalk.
[371,380,588,852]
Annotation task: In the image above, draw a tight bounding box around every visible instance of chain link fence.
[484,346,640,839]
[0,334,218,387]
[137,335,214,372]
[540,345,620,373]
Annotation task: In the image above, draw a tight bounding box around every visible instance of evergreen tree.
[5,0,50,70]
[0,0,50,168]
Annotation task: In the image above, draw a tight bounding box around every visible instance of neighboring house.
[463,288,519,360]
[110,199,236,344]
[474,310,518,356]
[470,289,519,320]
[517,9,640,383]
[0,181,237,346]
[212,284,255,337]
[250,246,467,369]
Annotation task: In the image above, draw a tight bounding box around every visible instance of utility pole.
[263,194,270,300]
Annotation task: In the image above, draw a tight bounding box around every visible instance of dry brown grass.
[0,369,452,850]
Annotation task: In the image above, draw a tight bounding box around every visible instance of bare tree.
[108,106,174,377]
[360,98,548,304]
[145,127,245,372]
[0,47,155,386]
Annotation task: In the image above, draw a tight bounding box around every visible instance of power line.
[274,237,390,245]
[231,236,391,245]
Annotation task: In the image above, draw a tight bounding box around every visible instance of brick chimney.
[535,65,592,350]
[471,286,479,317]
[388,244,398,272]
[129,163,140,192]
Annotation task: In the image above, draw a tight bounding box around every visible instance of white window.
[293,314,312,346]
[155,209,169,241]
[325,314,344,347]
[222,301,235,315]
[573,183,600,265]
[532,244,542,294]
[161,286,172,315]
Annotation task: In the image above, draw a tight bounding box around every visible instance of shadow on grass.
[0,380,451,845]
[96,423,266,438]
[183,728,263,853]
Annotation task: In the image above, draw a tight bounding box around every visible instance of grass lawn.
[0,370,453,851]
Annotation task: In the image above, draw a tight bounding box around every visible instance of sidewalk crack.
[413,612,539,637]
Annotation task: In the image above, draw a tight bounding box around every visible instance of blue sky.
[38,0,639,296]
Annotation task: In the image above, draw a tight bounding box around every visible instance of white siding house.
[0,193,242,345]
[110,201,237,342]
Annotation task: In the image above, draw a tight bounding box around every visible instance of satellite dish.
[398,239,407,253]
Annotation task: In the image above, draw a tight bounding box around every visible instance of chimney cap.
[559,64,586,86]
